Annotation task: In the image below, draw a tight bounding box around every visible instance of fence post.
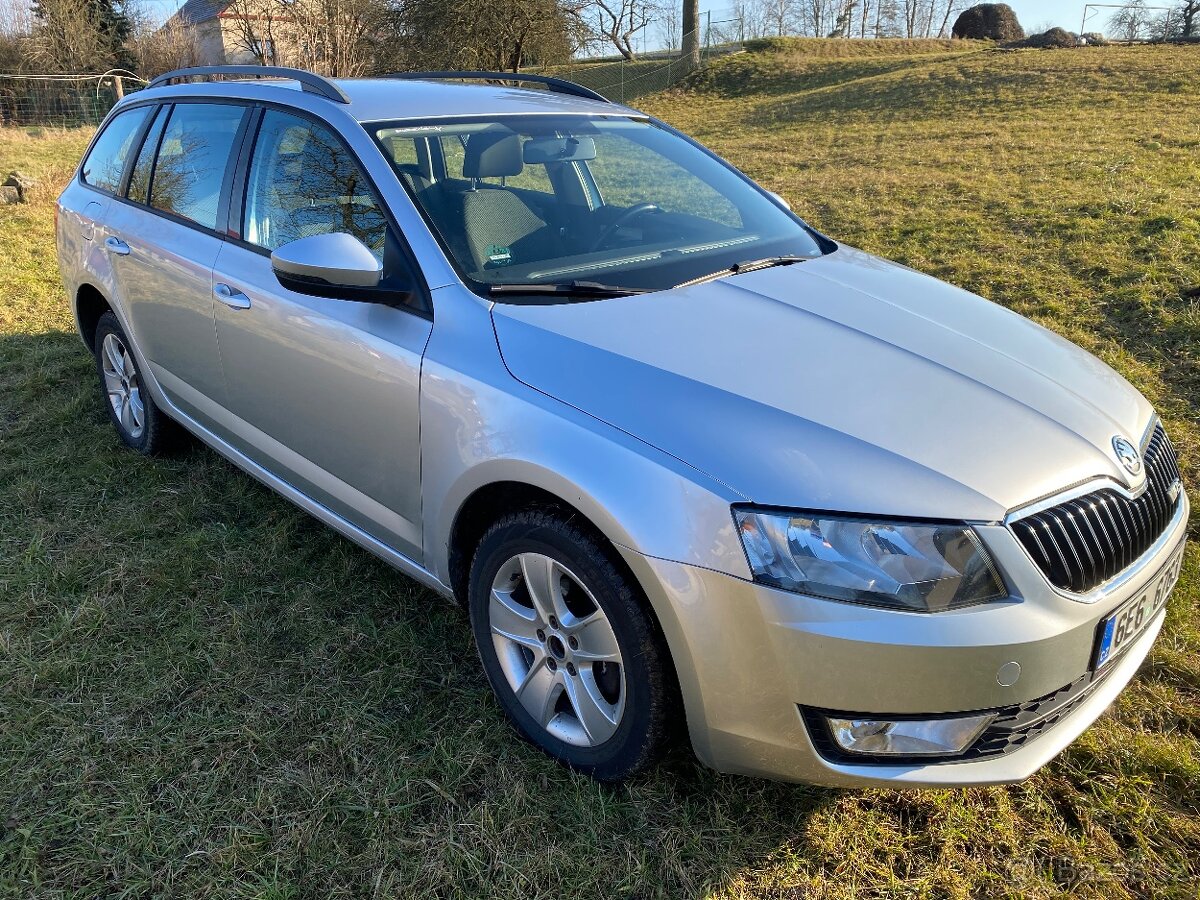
[112,76,124,101]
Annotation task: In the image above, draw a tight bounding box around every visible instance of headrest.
[278,125,311,156]
[463,131,523,179]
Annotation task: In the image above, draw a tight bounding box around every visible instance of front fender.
[419,287,751,587]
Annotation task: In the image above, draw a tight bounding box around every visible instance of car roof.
[132,76,640,124]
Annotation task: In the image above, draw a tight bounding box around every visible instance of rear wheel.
[468,509,676,781]
[93,311,181,454]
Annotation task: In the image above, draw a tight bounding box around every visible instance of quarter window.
[81,105,152,194]
[149,103,246,230]
[126,106,167,205]
[243,110,387,261]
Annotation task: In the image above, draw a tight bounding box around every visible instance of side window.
[150,103,246,230]
[81,106,152,193]
[126,106,168,205]
[243,110,387,261]
[382,136,419,167]
[439,135,466,180]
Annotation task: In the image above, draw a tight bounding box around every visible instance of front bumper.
[619,492,1189,787]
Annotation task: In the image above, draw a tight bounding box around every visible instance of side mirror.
[271,232,383,294]
[768,191,791,211]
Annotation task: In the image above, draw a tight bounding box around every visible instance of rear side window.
[242,109,387,260]
[81,106,152,193]
[150,103,246,230]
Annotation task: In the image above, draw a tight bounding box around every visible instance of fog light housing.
[826,712,995,757]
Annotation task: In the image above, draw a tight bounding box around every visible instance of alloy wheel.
[488,552,626,747]
[100,332,145,439]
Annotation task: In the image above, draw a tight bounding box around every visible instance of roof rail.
[384,71,609,104]
[147,65,350,104]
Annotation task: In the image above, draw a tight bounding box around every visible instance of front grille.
[801,665,1118,766]
[1010,424,1182,594]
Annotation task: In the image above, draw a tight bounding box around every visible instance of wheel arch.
[446,477,639,608]
[74,282,114,351]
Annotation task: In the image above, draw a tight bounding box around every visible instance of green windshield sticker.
[484,245,512,267]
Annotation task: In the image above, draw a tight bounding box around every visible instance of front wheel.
[468,509,677,781]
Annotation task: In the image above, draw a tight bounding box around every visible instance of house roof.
[173,0,231,25]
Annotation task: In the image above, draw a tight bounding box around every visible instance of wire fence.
[0,71,145,128]
[528,26,744,103]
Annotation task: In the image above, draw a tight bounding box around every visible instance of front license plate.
[1094,542,1186,670]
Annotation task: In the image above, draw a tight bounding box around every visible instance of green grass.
[2,41,1200,898]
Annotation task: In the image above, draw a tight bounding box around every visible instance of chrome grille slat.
[1010,423,1182,594]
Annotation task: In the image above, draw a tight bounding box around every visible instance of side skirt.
[157,390,454,600]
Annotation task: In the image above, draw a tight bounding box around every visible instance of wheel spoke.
[564,669,620,745]
[514,658,562,728]
[128,389,145,429]
[119,395,135,432]
[519,553,564,624]
[568,613,622,663]
[102,368,123,395]
[489,589,542,650]
[103,336,125,377]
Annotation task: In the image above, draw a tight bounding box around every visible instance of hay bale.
[1081,31,1108,45]
[1025,27,1079,49]
[952,4,1024,41]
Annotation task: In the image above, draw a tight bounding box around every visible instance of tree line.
[1,0,1196,79]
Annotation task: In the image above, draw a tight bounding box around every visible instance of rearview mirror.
[271,232,383,294]
[523,136,597,164]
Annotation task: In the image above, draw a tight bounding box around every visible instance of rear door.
[103,101,249,426]
[210,107,432,559]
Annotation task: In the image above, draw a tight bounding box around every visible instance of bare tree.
[288,0,380,76]
[590,0,664,59]
[656,2,679,49]
[1108,0,1153,39]
[1183,0,1200,35]
[222,0,280,64]
[756,0,799,36]
[127,17,201,75]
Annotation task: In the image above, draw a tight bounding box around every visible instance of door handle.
[214,282,252,310]
[104,236,130,256]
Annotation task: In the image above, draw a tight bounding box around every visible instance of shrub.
[952,4,1024,41]
[1081,31,1108,45]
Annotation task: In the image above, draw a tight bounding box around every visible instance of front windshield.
[372,114,827,298]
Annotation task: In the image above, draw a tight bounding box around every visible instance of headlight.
[734,508,1006,612]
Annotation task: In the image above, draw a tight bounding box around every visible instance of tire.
[93,311,181,455]
[468,508,677,782]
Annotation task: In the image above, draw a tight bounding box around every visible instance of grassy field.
[2,40,1199,898]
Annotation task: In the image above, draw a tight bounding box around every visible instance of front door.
[211,109,431,560]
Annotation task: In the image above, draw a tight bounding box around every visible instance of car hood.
[489,246,1152,522]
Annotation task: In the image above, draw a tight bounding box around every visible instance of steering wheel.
[589,202,660,252]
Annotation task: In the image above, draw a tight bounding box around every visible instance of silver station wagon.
[56,65,1189,787]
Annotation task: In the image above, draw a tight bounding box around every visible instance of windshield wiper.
[673,255,809,289]
[488,280,649,298]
